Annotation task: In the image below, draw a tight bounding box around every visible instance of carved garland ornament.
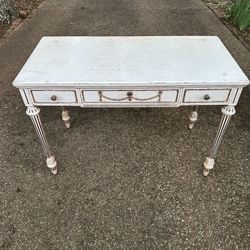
[98,90,162,102]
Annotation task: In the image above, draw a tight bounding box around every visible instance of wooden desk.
[13,36,249,176]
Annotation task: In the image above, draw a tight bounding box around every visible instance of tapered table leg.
[26,106,57,174]
[189,106,198,129]
[203,105,236,176]
[61,107,70,128]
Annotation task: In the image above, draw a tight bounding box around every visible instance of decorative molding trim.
[221,105,236,116]
[15,82,249,89]
[26,106,40,116]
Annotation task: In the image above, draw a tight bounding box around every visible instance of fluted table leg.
[26,106,57,174]
[203,105,236,176]
[189,106,198,130]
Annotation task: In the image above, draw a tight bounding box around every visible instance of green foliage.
[228,0,250,31]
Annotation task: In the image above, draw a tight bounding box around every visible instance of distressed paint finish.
[13,36,249,175]
[13,36,249,87]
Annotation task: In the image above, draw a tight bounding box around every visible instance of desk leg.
[189,106,198,129]
[61,107,70,128]
[26,106,57,174]
[203,105,236,176]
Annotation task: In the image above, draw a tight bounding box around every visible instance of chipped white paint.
[13,36,249,175]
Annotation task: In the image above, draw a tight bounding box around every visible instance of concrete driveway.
[0,0,249,249]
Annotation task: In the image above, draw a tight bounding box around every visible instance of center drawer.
[83,90,178,103]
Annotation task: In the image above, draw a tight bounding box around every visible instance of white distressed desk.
[13,36,249,176]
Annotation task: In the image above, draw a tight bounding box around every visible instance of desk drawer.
[183,89,231,103]
[83,90,178,103]
[31,90,77,104]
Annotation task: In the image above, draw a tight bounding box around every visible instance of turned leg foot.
[203,157,214,176]
[189,106,198,130]
[26,106,58,174]
[203,106,236,176]
[203,168,210,177]
[46,156,57,175]
[62,107,70,128]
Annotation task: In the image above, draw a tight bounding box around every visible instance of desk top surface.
[13,36,249,87]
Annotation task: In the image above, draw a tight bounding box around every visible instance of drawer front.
[183,89,231,103]
[31,90,77,104]
[83,90,178,103]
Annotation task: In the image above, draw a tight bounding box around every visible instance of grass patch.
[227,0,250,31]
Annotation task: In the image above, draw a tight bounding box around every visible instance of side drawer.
[183,89,231,103]
[31,90,77,104]
[83,90,178,103]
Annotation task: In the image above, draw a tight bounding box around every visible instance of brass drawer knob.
[204,94,210,100]
[51,95,57,101]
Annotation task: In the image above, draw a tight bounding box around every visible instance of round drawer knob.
[127,91,133,101]
[51,95,57,101]
[204,94,210,100]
